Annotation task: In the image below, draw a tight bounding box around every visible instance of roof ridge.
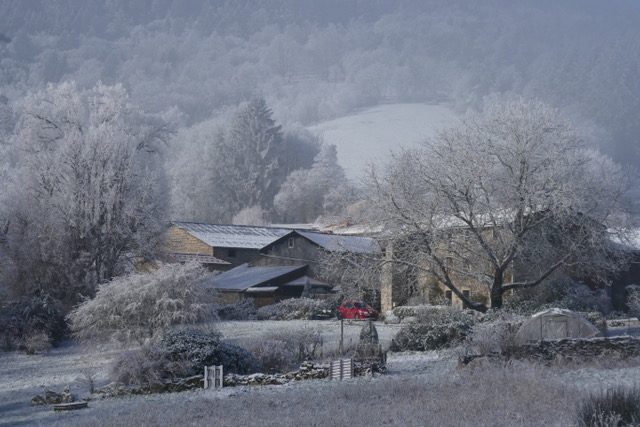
[171,220,293,231]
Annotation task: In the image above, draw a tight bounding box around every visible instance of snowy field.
[307,103,458,180]
[0,320,399,426]
[4,320,640,426]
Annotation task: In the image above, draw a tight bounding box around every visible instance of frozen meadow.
[3,320,640,426]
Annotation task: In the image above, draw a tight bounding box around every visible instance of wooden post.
[340,318,344,356]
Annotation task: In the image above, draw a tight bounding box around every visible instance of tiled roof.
[203,263,307,291]
[173,222,291,249]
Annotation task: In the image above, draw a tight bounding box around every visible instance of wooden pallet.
[53,401,88,411]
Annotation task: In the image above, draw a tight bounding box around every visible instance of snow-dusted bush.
[0,293,65,351]
[467,318,523,357]
[217,299,257,320]
[251,339,298,373]
[111,346,185,385]
[256,298,334,320]
[505,278,612,316]
[627,288,640,320]
[22,331,52,355]
[159,328,258,375]
[67,263,217,344]
[249,328,322,373]
[390,308,475,351]
[111,327,258,385]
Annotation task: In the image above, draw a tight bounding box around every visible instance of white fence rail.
[204,365,224,389]
[330,359,353,380]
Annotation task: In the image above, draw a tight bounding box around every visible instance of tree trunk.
[490,272,504,309]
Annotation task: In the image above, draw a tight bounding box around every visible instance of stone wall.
[512,337,640,362]
[164,225,213,256]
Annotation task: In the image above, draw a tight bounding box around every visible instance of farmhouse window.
[227,249,236,258]
[288,237,295,248]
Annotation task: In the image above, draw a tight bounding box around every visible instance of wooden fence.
[330,358,353,380]
[204,365,224,389]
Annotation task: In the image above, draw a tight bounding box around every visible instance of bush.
[111,327,259,385]
[505,278,612,316]
[217,299,257,320]
[159,328,258,376]
[390,307,474,351]
[256,298,334,320]
[248,328,322,373]
[22,331,53,354]
[466,318,522,357]
[111,346,186,385]
[67,263,217,344]
[0,293,65,351]
[577,386,640,427]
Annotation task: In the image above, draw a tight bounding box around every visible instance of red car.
[336,301,378,320]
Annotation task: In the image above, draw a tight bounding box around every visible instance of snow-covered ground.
[218,319,401,353]
[4,319,640,426]
[307,103,458,180]
[0,320,399,426]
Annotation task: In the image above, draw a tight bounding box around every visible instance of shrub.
[22,331,53,354]
[218,299,257,320]
[67,263,217,344]
[159,327,258,375]
[256,298,334,320]
[0,293,65,351]
[390,307,474,351]
[110,327,259,385]
[251,339,298,373]
[577,386,640,427]
[466,318,522,357]
[248,328,323,373]
[111,346,185,385]
[505,278,612,316]
[627,288,640,320]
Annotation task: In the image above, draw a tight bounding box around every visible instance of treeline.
[0,1,639,164]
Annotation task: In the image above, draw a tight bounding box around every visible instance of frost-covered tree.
[168,101,322,223]
[274,144,350,223]
[373,98,633,311]
[2,82,170,304]
[67,263,215,344]
[219,98,286,214]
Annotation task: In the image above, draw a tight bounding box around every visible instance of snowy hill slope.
[307,103,458,180]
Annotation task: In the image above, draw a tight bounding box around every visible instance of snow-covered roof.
[173,222,291,249]
[204,263,307,291]
[283,275,332,288]
[165,253,230,265]
[296,230,381,254]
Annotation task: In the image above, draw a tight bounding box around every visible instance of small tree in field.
[67,263,216,344]
[373,98,633,311]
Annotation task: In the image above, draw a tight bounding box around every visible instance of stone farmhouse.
[163,222,381,306]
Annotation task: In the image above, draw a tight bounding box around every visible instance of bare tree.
[372,98,633,311]
[317,248,383,301]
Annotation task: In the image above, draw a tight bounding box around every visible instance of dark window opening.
[288,237,295,249]
[445,290,452,302]
[227,249,236,258]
